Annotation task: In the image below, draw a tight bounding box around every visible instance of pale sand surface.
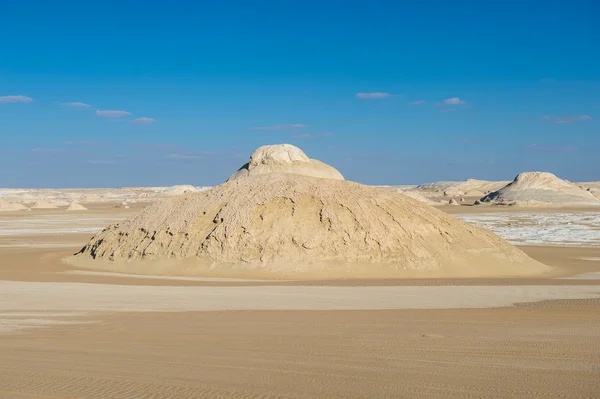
[1,304,599,398]
[1,207,600,397]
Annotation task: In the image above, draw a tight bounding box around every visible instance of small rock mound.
[72,173,546,279]
[227,144,344,181]
[66,201,88,211]
[480,172,600,207]
[0,199,29,212]
[448,198,460,206]
[30,200,58,209]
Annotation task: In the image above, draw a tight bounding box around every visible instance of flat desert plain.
[1,203,600,398]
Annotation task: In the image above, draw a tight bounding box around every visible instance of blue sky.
[1,0,598,187]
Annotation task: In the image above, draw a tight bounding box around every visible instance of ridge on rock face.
[227,144,344,182]
[72,173,547,279]
[480,172,600,207]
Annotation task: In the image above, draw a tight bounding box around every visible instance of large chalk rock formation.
[73,169,546,279]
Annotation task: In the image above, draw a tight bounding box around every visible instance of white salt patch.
[579,257,600,261]
[456,212,600,247]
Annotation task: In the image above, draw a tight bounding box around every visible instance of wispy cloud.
[356,92,393,99]
[0,95,33,103]
[523,144,578,153]
[435,97,466,106]
[541,115,592,124]
[292,132,333,139]
[251,124,308,131]
[458,137,493,143]
[167,154,206,160]
[61,102,91,108]
[440,108,457,113]
[133,117,156,125]
[64,140,109,147]
[96,109,131,118]
[409,100,425,105]
[31,148,63,153]
[87,159,121,165]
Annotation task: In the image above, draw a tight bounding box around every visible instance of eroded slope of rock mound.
[480,172,600,207]
[227,144,344,181]
[74,174,547,278]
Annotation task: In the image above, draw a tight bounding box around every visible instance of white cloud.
[133,117,156,125]
[251,124,308,131]
[61,102,91,108]
[541,115,592,124]
[96,109,131,117]
[0,95,33,103]
[356,92,392,99]
[436,97,466,106]
[409,100,425,105]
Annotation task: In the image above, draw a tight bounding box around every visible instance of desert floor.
[1,205,599,398]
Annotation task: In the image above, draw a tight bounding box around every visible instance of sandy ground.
[1,207,600,398]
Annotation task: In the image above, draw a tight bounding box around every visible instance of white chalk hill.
[480,172,600,207]
[72,145,547,279]
[227,144,344,181]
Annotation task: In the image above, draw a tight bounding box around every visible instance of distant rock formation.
[65,201,88,211]
[397,190,439,206]
[480,172,600,207]
[0,199,29,212]
[418,179,510,194]
[161,185,198,196]
[29,200,59,209]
